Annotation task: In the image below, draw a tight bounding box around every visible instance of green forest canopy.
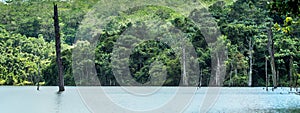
[0,0,299,86]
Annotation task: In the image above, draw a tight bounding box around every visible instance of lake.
[0,87,299,113]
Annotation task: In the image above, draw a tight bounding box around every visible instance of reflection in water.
[55,91,63,113]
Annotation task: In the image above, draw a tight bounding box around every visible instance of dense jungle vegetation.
[0,0,299,87]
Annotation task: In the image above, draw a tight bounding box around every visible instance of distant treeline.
[0,0,299,87]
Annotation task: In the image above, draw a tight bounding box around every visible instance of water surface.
[0,87,299,113]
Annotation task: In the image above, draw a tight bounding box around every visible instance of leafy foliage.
[0,0,299,86]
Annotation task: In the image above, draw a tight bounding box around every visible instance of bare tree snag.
[248,37,254,87]
[289,56,293,91]
[182,46,188,86]
[54,3,65,92]
[229,63,233,87]
[265,57,268,91]
[267,22,277,88]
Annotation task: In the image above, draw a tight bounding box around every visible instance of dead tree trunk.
[296,71,298,92]
[215,52,220,86]
[276,70,279,87]
[234,65,237,86]
[289,56,293,91]
[265,57,268,91]
[198,68,202,88]
[182,46,188,86]
[54,4,64,91]
[229,63,233,87]
[37,61,40,90]
[248,37,253,87]
[267,22,277,88]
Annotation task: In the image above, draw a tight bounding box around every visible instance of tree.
[53,3,64,91]
[267,22,277,88]
[1,0,299,87]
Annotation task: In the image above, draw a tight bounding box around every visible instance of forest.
[0,0,299,87]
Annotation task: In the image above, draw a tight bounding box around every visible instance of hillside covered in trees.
[0,0,299,87]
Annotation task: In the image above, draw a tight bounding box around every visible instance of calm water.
[0,87,299,113]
